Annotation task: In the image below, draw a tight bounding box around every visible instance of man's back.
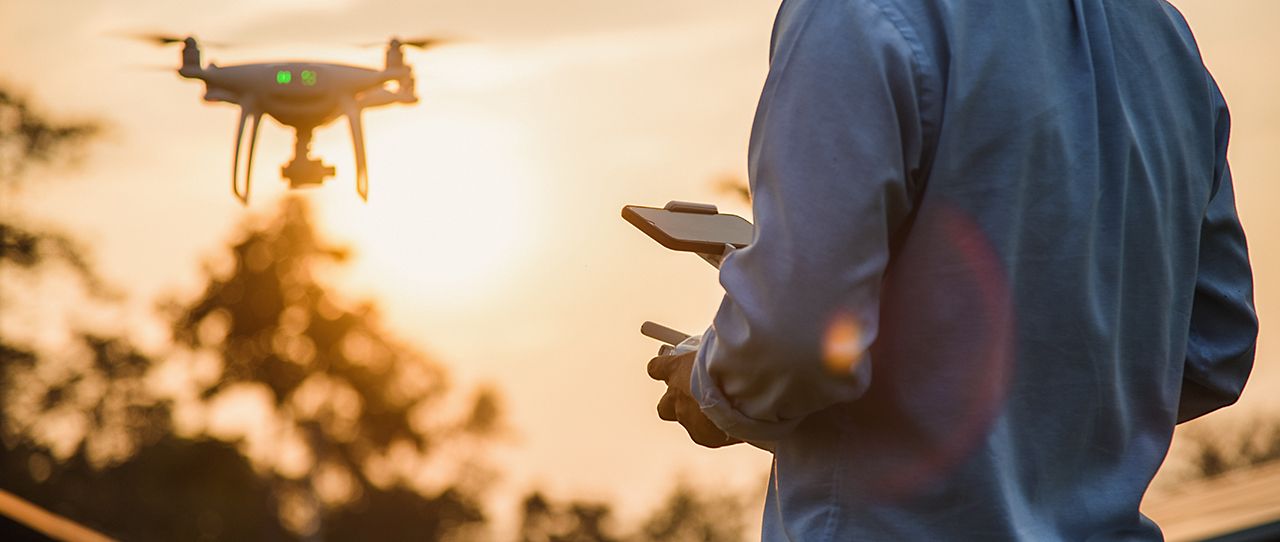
[689,0,1257,539]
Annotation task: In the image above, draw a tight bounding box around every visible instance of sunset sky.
[2,0,1278,533]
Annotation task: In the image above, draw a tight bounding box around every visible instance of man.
[646,0,1257,539]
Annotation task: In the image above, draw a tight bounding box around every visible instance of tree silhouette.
[163,196,502,539]
[518,491,620,542]
[0,86,98,185]
[1177,416,1280,480]
[2,196,504,540]
[0,83,757,541]
[2,93,504,540]
[631,481,750,542]
[517,482,750,542]
[713,175,750,204]
[0,86,104,287]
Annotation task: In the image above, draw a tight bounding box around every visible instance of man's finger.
[657,388,679,421]
[647,355,679,381]
[675,396,703,427]
[675,398,735,448]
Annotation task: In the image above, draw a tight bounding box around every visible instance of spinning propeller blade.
[356,36,453,49]
[123,64,179,72]
[400,37,451,49]
[116,32,233,48]
[128,32,186,46]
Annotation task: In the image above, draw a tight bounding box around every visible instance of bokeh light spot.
[822,312,864,376]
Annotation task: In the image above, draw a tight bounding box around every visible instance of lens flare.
[824,202,1015,502]
[822,312,864,376]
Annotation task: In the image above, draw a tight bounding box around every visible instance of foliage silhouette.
[0,85,106,290]
[713,175,750,204]
[3,195,502,540]
[0,85,99,184]
[517,481,750,542]
[1178,416,1280,480]
[163,196,501,538]
[632,481,749,542]
[519,491,620,542]
[0,83,757,541]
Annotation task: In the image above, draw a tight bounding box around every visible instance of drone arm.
[232,104,262,205]
[203,87,237,104]
[340,97,369,201]
[357,87,412,108]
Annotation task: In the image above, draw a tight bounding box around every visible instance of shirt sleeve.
[690,0,935,442]
[1177,79,1257,424]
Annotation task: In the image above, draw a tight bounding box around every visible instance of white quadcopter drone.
[143,34,444,203]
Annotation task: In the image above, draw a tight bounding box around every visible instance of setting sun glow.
[310,107,544,307]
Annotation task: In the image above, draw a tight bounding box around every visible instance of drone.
[142,34,445,203]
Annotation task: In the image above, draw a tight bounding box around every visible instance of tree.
[0,85,98,184]
[164,196,503,539]
[713,175,750,204]
[631,481,750,542]
[518,492,620,542]
[1178,416,1280,480]
[517,482,751,542]
[0,86,104,287]
[0,83,757,541]
[2,195,505,540]
[0,87,504,539]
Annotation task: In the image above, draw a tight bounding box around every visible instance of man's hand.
[647,351,742,449]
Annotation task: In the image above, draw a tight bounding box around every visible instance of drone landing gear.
[282,128,336,189]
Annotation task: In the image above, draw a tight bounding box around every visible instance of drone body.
[161,36,438,203]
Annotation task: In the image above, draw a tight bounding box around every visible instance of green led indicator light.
[276,70,292,84]
[301,70,317,86]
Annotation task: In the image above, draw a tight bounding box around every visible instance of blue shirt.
[690,0,1257,539]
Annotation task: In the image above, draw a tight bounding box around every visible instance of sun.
[305,106,545,308]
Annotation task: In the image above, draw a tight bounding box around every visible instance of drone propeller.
[132,33,186,46]
[399,37,451,49]
[356,36,453,49]
[117,32,233,48]
[123,64,180,72]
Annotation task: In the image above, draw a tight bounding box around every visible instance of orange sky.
[2,0,1278,532]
